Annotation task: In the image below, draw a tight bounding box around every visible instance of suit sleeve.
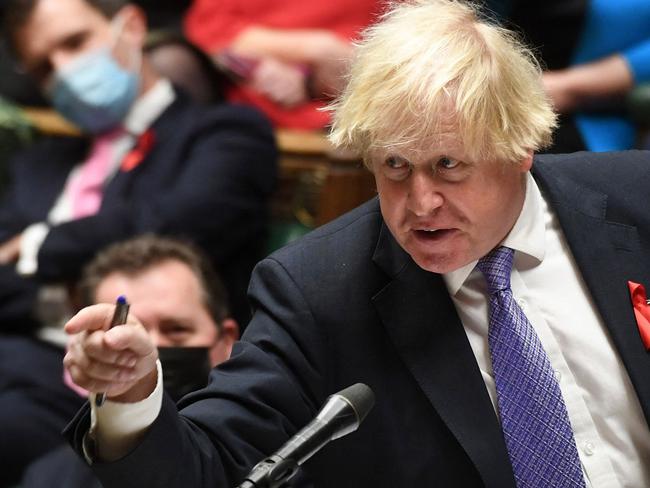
[66,255,326,487]
[0,151,38,244]
[34,106,277,282]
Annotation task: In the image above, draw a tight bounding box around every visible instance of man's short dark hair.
[78,234,231,327]
[2,0,127,56]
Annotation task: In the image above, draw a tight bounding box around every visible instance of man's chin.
[410,251,466,274]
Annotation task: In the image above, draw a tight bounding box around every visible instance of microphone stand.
[236,455,298,488]
[235,383,375,488]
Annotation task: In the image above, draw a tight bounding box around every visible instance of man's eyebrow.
[60,31,88,49]
[158,318,194,330]
[23,29,89,73]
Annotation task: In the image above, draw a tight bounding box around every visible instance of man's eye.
[388,156,409,168]
[160,324,192,338]
[437,157,460,170]
[62,34,84,51]
[382,156,410,181]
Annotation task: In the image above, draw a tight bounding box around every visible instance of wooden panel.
[14,114,375,227]
[20,107,81,137]
[315,163,376,226]
[276,129,332,155]
[275,129,375,228]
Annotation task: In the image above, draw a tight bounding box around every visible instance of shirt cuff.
[16,222,49,276]
[86,360,164,462]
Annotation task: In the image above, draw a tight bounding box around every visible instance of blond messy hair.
[328,0,557,166]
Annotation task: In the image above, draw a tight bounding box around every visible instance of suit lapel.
[534,163,650,425]
[372,224,516,487]
[103,93,188,200]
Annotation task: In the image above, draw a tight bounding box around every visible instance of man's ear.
[520,150,534,173]
[118,4,148,48]
[220,318,240,344]
[209,318,239,366]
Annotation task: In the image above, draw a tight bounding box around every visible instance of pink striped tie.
[69,128,124,219]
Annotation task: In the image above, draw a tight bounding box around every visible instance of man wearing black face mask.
[21,234,239,488]
[0,1,273,484]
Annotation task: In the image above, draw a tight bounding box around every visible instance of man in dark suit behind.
[21,234,239,488]
[64,1,650,487]
[0,0,275,485]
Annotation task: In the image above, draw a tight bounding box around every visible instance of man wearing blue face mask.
[0,0,276,485]
[45,13,142,135]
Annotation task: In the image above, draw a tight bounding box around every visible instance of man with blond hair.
[63,1,650,486]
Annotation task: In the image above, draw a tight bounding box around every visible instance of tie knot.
[93,126,126,146]
[477,246,514,295]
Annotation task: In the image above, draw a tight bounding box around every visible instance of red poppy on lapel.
[628,281,650,350]
[121,129,156,172]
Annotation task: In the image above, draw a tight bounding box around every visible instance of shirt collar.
[443,172,546,296]
[123,78,175,135]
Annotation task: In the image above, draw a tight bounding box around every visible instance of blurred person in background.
[0,0,274,485]
[489,0,650,152]
[184,0,384,130]
[21,234,238,488]
[0,0,276,332]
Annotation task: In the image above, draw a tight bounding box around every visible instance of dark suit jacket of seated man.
[0,0,277,332]
[63,1,650,487]
[0,87,275,328]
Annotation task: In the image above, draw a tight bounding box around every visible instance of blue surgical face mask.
[46,18,140,134]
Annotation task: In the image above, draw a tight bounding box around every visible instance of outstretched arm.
[63,257,326,487]
[542,54,634,114]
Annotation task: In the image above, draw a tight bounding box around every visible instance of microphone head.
[271,383,376,467]
[336,383,375,424]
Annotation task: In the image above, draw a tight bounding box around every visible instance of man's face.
[94,260,235,367]
[14,0,123,87]
[372,122,531,274]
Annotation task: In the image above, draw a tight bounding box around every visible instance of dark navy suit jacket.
[67,151,650,487]
[0,91,277,328]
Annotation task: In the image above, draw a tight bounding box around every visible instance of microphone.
[236,383,375,488]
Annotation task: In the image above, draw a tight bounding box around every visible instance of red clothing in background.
[184,0,382,129]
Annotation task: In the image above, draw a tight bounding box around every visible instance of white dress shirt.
[444,173,650,487]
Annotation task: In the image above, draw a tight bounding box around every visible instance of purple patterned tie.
[477,246,586,487]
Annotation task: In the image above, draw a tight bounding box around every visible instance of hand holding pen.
[95,295,130,407]
[64,300,160,405]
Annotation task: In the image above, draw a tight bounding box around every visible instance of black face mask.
[158,346,212,402]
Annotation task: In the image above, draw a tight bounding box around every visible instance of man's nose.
[406,171,444,216]
[147,329,165,347]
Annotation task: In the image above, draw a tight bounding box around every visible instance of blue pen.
[95,295,130,407]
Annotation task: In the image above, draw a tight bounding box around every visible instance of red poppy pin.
[628,281,650,350]
[121,129,156,172]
